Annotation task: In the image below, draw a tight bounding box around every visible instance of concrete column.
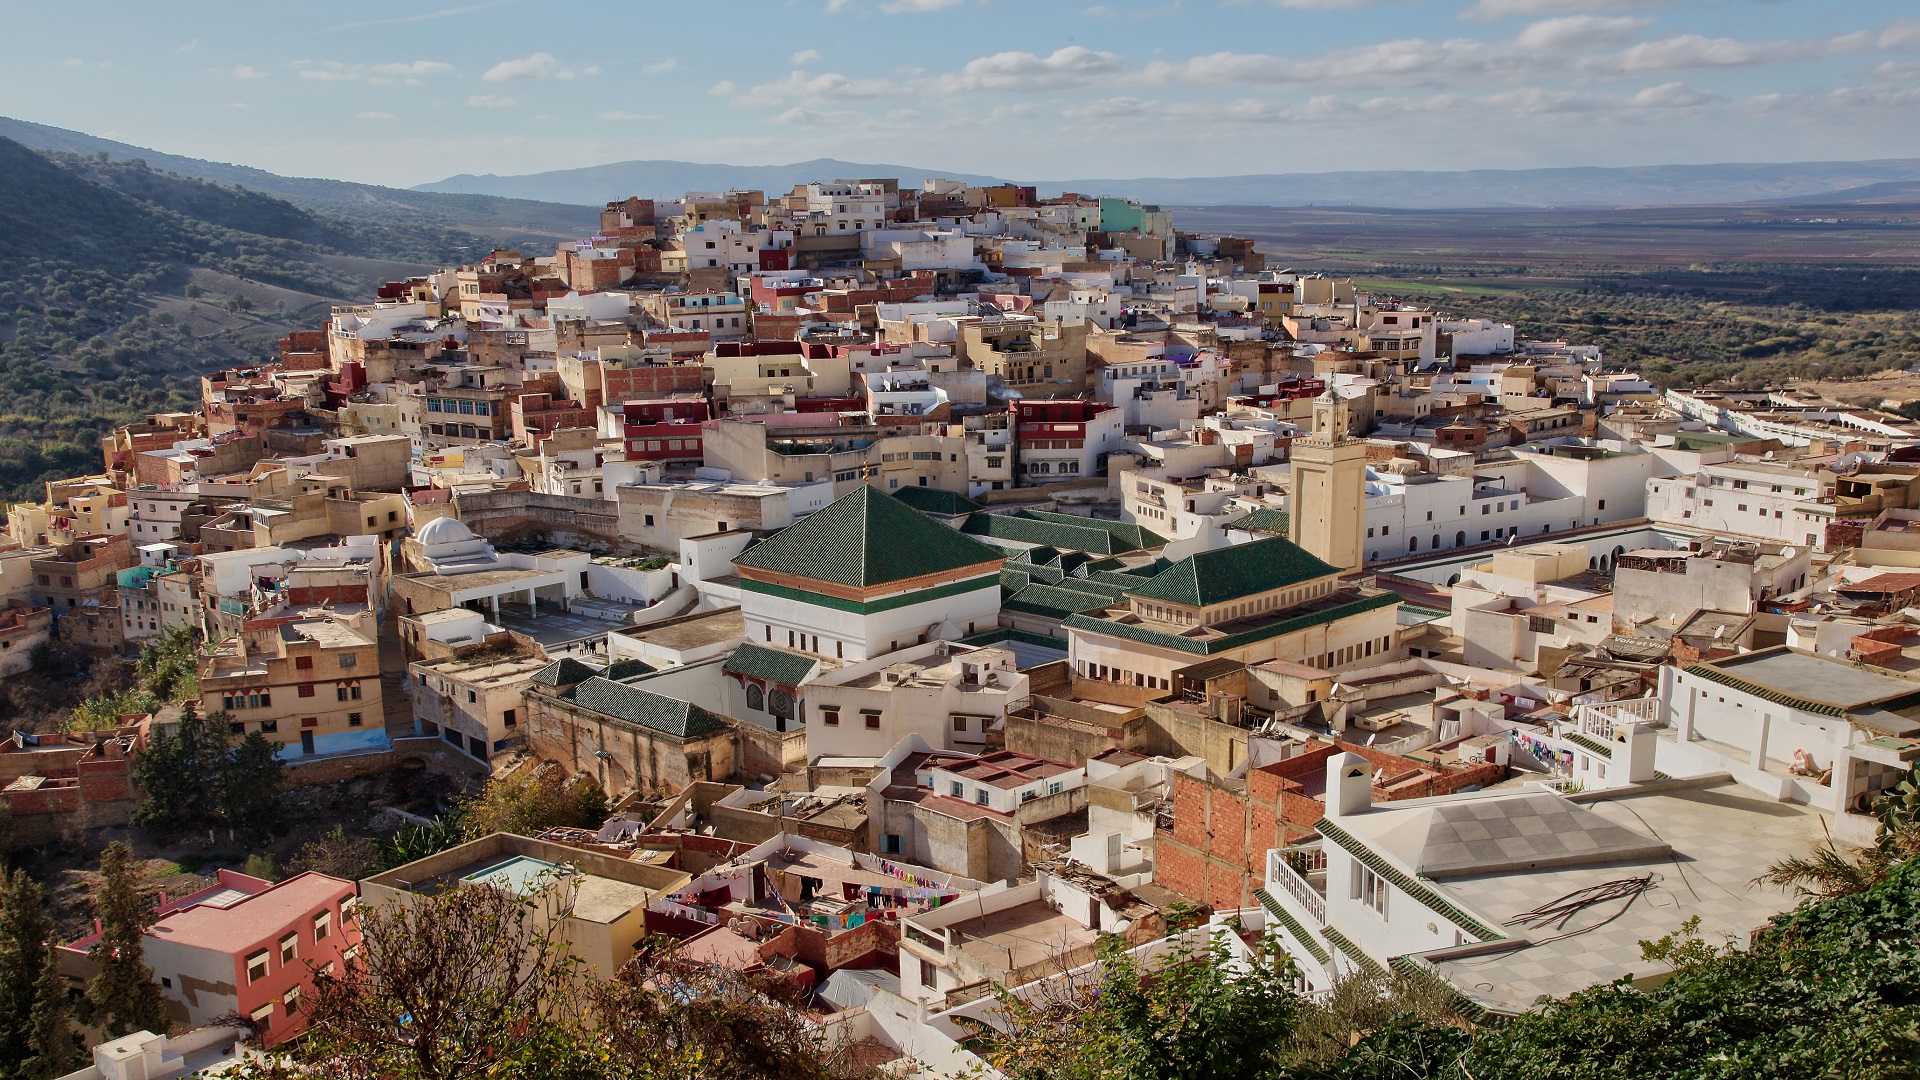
[1679,684,1697,743]
[1751,712,1771,770]
[1832,747,1854,814]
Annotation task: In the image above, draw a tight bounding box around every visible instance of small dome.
[416,516,475,546]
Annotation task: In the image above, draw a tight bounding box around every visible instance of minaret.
[1289,390,1367,571]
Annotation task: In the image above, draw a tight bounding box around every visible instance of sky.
[5,0,1919,189]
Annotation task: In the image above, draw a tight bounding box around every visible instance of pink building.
[61,870,358,1045]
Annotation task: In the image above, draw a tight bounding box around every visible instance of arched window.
[745,685,764,711]
[1409,536,1419,552]
[1456,531,1466,548]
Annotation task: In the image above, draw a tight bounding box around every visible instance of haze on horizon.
[6,0,1918,190]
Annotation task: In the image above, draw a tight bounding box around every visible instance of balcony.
[1266,845,1327,926]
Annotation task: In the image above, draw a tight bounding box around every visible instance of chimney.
[1617,723,1658,784]
[1326,752,1373,819]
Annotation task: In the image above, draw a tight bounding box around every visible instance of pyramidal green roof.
[891,486,984,517]
[1127,536,1341,607]
[733,485,1003,589]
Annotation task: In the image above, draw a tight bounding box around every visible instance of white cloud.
[709,80,738,96]
[1515,15,1648,51]
[825,0,852,11]
[62,58,82,66]
[483,52,598,81]
[220,102,253,110]
[600,110,654,121]
[372,60,453,77]
[178,39,200,53]
[1461,0,1666,21]
[790,49,824,65]
[944,45,1124,91]
[230,64,268,79]
[881,0,963,11]
[357,111,398,120]
[642,57,679,75]
[466,94,516,108]
[732,69,900,108]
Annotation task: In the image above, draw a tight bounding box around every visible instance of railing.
[1573,696,1662,738]
[1266,848,1326,925]
[904,923,947,954]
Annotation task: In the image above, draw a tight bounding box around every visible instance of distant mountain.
[419,156,1920,210]
[416,157,1006,205]
[1049,161,1920,209]
[0,115,598,241]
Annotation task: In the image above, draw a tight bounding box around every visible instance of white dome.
[417,516,475,546]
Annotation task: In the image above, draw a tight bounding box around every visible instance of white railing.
[1266,849,1327,925]
[1574,696,1662,738]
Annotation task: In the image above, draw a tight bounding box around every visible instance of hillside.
[0,136,493,500]
[0,115,598,241]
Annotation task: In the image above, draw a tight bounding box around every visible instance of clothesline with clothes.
[842,881,960,907]
[649,897,721,925]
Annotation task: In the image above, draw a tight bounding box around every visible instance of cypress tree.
[84,843,169,1039]
[19,942,82,1080]
[0,868,48,1073]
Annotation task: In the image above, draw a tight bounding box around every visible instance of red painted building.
[60,870,360,1045]
[622,396,710,462]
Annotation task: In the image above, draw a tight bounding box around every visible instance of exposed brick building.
[1154,740,1506,910]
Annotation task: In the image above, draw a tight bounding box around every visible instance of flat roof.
[1422,781,1826,1014]
[1703,648,1920,708]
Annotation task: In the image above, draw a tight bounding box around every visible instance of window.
[347,713,363,727]
[503,708,516,728]
[283,986,301,1010]
[259,720,278,733]
[974,789,990,805]
[1353,865,1389,918]
[953,715,968,732]
[281,933,299,964]
[864,712,881,729]
[338,654,357,670]
[1048,781,1063,795]
[299,684,315,698]
[314,910,332,941]
[1597,500,1606,511]
[295,656,313,671]
[950,781,965,797]
[250,1004,274,1024]
[247,950,270,984]
[745,685,764,711]
[822,709,840,727]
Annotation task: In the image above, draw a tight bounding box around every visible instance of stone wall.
[453,490,625,552]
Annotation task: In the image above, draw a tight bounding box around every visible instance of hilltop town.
[4,178,1918,1076]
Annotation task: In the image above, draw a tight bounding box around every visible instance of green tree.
[130,706,283,842]
[20,941,84,1080]
[0,869,54,1072]
[457,773,608,841]
[215,730,286,843]
[972,929,1302,1080]
[83,843,169,1039]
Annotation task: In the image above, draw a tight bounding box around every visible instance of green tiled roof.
[1126,536,1340,608]
[891,486,983,517]
[1002,583,1126,620]
[722,642,819,687]
[1320,925,1386,977]
[1020,509,1168,551]
[963,512,1128,556]
[1566,732,1614,758]
[958,626,1068,650]
[1315,818,1504,942]
[530,657,602,687]
[604,658,656,681]
[1225,507,1290,535]
[1063,590,1401,656]
[1255,889,1331,964]
[734,486,1002,589]
[560,677,728,739]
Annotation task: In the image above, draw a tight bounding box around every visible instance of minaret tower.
[1289,390,1367,571]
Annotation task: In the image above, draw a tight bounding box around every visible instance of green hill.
[0,136,492,500]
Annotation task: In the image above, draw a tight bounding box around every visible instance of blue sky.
[6,0,1919,187]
